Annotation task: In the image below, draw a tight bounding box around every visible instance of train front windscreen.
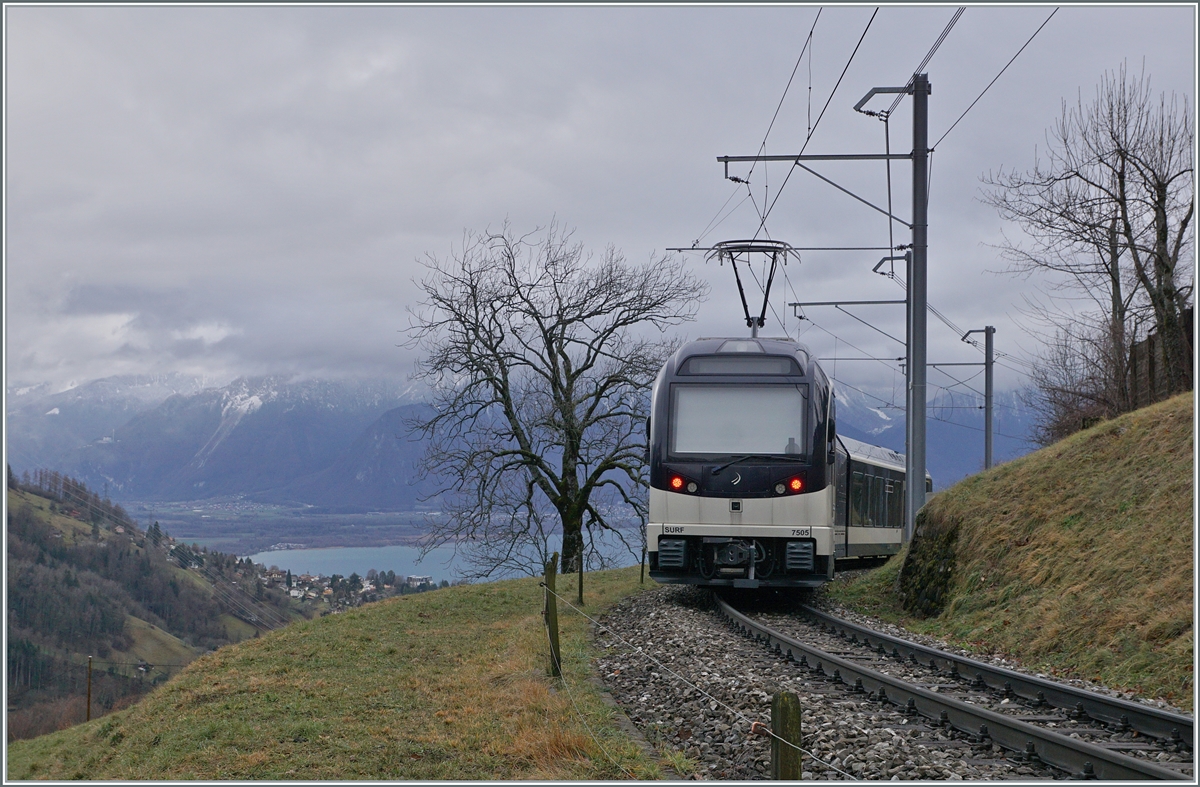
[669,384,808,459]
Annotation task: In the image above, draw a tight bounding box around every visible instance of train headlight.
[789,477,803,493]
[686,481,698,493]
[774,482,786,495]
[670,475,685,490]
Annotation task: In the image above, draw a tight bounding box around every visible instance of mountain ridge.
[6,373,1034,510]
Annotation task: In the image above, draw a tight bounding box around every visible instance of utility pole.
[962,326,996,469]
[906,73,931,544]
[985,325,994,469]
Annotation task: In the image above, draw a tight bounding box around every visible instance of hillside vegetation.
[6,568,664,780]
[5,480,304,740]
[829,392,1193,709]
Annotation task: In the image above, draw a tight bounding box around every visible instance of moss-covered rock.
[896,508,959,617]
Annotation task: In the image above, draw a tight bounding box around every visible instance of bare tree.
[1019,307,1140,444]
[407,222,708,579]
[983,63,1193,434]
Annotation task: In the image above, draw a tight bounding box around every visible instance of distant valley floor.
[124,499,434,555]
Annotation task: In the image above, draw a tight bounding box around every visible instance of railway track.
[716,594,1193,780]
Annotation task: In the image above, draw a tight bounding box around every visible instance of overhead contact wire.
[747,8,823,187]
[885,7,965,116]
[756,7,879,233]
[933,7,1059,150]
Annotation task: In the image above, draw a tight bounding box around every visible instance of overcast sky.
[4,4,1196,399]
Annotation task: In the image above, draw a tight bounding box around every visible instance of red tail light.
[670,475,685,490]
[789,477,803,493]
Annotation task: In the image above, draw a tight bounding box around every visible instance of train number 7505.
[791,528,811,537]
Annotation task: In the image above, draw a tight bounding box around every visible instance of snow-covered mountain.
[6,375,425,507]
[5,373,219,473]
[833,383,1036,489]
[6,372,1036,509]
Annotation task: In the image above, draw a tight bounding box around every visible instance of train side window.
[863,474,872,526]
[851,472,866,526]
[864,475,875,527]
[878,472,888,527]
[889,478,904,530]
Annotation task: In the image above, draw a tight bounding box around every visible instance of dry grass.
[828,393,1194,709]
[6,566,666,780]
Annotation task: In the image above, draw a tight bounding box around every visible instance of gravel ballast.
[595,586,1057,780]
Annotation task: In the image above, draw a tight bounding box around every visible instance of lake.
[245,544,467,582]
[246,534,642,583]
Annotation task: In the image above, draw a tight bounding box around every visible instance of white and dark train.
[646,336,930,589]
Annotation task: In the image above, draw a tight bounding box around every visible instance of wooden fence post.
[543,553,562,678]
[576,551,584,605]
[771,690,803,779]
[86,656,93,722]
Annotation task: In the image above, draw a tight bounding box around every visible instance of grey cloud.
[5,5,1194,396]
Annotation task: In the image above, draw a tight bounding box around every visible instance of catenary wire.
[695,9,822,246]
[756,7,879,233]
[693,187,753,248]
[746,8,823,187]
[885,7,966,116]
[930,366,987,398]
[829,376,901,410]
[806,310,1023,411]
[927,413,1032,443]
[933,7,1059,150]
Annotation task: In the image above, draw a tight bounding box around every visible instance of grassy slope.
[122,616,198,669]
[8,488,94,544]
[7,567,666,780]
[827,393,1194,709]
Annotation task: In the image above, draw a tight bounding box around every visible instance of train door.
[834,449,848,557]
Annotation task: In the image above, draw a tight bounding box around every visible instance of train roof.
[838,435,907,473]
[673,337,813,370]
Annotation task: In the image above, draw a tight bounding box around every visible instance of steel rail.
[800,604,1194,747]
[715,596,1188,781]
